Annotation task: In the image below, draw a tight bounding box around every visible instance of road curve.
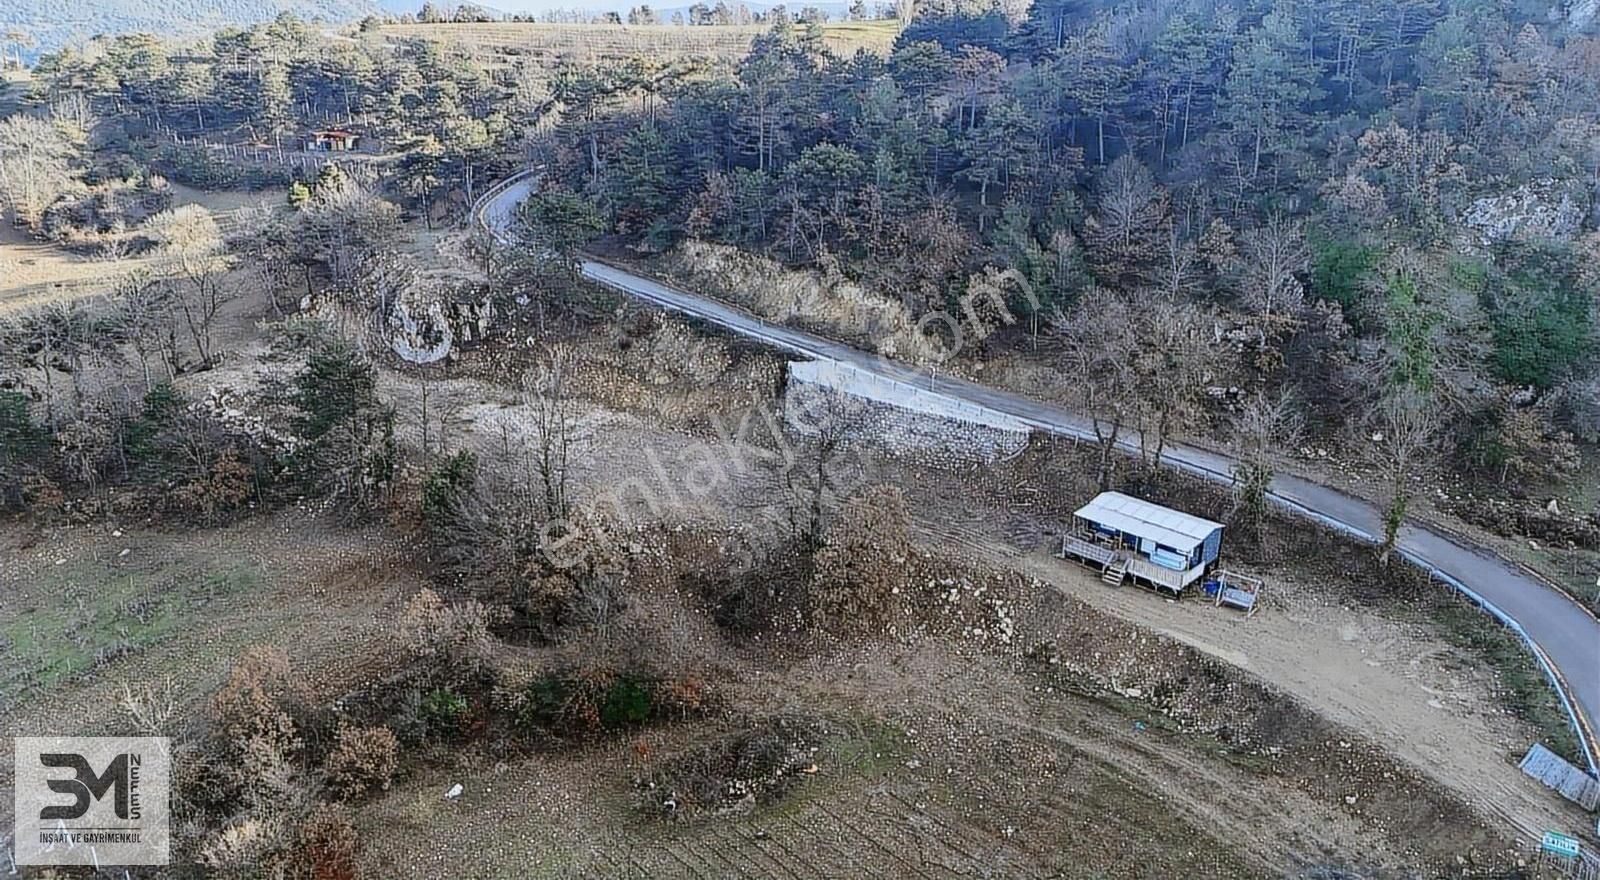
[479,172,1600,775]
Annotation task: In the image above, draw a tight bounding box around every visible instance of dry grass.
[371,20,901,68]
[658,240,942,363]
[0,185,281,315]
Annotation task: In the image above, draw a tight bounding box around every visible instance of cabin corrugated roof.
[1073,492,1223,552]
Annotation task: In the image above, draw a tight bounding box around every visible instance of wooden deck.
[1058,535,1199,594]
[1124,555,1202,593]
[1059,535,1117,568]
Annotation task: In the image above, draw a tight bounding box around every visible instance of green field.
[1,553,264,700]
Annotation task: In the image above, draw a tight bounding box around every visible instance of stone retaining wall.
[783,360,1031,466]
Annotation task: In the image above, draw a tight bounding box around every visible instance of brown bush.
[324,722,399,799]
[171,446,255,519]
[395,587,499,680]
[197,817,290,880]
[293,802,360,880]
[210,646,302,741]
[208,646,307,809]
[811,485,910,630]
[20,474,65,511]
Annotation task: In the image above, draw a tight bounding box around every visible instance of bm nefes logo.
[38,752,143,822]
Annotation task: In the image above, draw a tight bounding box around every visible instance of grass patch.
[1428,599,1582,763]
[1510,543,1600,616]
[0,555,264,701]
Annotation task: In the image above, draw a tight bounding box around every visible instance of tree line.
[518,0,1598,523]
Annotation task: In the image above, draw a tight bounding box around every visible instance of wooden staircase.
[1101,556,1129,586]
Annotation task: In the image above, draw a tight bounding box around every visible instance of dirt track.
[480,173,1599,773]
[373,352,1584,846]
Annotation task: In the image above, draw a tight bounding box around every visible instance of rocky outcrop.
[1460,180,1587,249]
[388,288,496,365]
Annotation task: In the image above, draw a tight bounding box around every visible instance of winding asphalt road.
[481,172,1600,775]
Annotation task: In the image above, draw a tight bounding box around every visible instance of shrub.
[513,671,666,736]
[197,817,290,880]
[210,646,302,748]
[1488,243,1594,390]
[208,646,306,810]
[170,447,256,519]
[421,449,477,535]
[419,688,471,738]
[324,723,400,800]
[396,588,498,681]
[1310,236,1376,320]
[294,803,359,880]
[155,143,293,190]
[600,677,655,728]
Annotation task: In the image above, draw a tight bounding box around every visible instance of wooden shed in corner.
[1062,492,1224,594]
[306,129,361,152]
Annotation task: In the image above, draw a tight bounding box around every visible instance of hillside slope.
[0,0,378,58]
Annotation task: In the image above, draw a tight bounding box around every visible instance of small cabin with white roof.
[1060,492,1225,595]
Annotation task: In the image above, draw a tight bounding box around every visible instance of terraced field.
[371,19,902,68]
[359,709,1269,880]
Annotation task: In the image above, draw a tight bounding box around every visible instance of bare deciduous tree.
[1368,391,1442,559]
[113,270,178,391]
[146,205,230,369]
[297,175,403,288]
[523,342,579,524]
[780,387,875,548]
[0,115,75,228]
[1130,296,1219,466]
[1083,155,1170,288]
[1156,227,1202,300]
[1053,288,1138,491]
[1229,391,1304,542]
[1236,213,1309,327]
[231,201,295,317]
[1,299,111,428]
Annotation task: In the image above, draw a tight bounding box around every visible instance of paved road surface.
[482,172,1600,773]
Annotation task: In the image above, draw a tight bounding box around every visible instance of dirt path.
[930,526,1586,841]
[383,360,1584,844]
[483,175,1599,771]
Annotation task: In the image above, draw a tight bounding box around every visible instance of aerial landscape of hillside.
[1,0,1599,877]
[0,1,378,58]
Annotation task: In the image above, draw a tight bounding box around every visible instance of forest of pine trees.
[7,1,1600,497]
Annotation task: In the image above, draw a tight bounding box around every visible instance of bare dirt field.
[0,184,282,314]
[0,508,423,829]
[368,315,1584,860]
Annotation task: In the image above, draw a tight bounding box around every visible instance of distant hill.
[3,0,380,59]
[378,0,854,16]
